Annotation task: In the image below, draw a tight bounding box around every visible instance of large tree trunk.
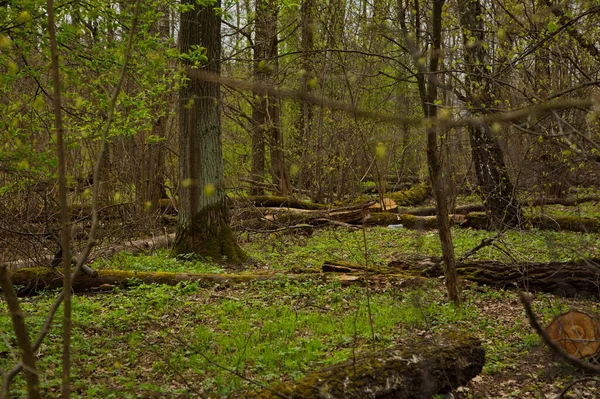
[247,332,485,399]
[173,0,245,262]
[458,0,522,229]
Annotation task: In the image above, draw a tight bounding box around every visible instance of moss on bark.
[386,183,431,206]
[172,203,247,264]
[247,332,484,399]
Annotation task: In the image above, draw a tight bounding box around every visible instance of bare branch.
[0,266,39,399]
[519,291,600,374]
[186,69,597,129]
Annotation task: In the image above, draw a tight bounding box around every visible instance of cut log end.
[545,310,600,359]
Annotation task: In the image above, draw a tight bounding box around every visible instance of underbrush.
[1,226,599,397]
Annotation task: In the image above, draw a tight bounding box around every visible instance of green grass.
[1,224,599,397]
[0,278,477,398]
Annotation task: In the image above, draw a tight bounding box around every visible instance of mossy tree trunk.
[459,0,522,229]
[247,333,485,399]
[174,0,245,263]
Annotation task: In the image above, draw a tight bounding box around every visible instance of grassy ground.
[1,225,600,398]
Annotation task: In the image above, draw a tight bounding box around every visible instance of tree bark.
[458,0,522,229]
[0,266,40,398]
[400,0,461,304]
[252,0,290,196]
[247,332,485,399]
[174,0,245,262]
[295,0,316,193]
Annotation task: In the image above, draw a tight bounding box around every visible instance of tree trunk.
[295,0,316,193]
[174,0,245,263]
[458,0,522,229]
[247,332,485,399]
[400,0,461,304]
[252,0,290,196]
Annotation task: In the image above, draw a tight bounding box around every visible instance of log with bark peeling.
[246,332,485,399]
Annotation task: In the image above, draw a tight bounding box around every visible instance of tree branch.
[0,266,39,399]
[519,291,600,374]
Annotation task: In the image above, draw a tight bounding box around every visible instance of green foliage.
[2,224,600,397]
[93,250,226,274]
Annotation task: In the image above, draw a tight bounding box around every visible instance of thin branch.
[4,1,142,391]
[0,266,39,399]
[46,0,73,394]
[519,291,600,374]
[186,69,597,129]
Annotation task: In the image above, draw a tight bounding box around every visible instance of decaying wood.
[7,268,309,294]
[322,260,387,274]
[398,203,484,216]
[242,202,374,228]
[390,256,600,298]
[463,212,600,233]
[394,195,599,217]
[520,292,600,375]
[545,310,600,359]
[368,198,397,212]
[232,195,328,210]
[247,332,485,399]
[530,196,600,207]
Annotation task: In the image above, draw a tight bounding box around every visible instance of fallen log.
[385,182,431,206]
[530,196,600,207]
[394,195,599,217]
[7,267,407,294]
[364,213,467,229]
[247,332,485,399]
[390,256,600,298]
[363,182,413,193]
[546,310,600,359]
[398,203,484,217]
[463,212,600,233]
[232,195,329,210]
[364,211,599,233]
[252,202,374,227]
[7,268,316,294]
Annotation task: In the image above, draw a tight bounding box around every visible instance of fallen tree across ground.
[7,268,322,294]
[388,256,600,298]
[8,267,403,295]
[246,332,485,399]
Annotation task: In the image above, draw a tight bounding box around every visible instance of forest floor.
[2,211,600,397]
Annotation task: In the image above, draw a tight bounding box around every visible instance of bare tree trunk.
[252,0,290,196]
[174,0,246,263]
[399,0,460,305]
[458,0,522,229]
[142,6,170,213]
[296,0,316,193]
[46,0,72,395]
